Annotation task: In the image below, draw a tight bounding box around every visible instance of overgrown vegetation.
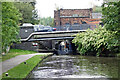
[2,49,36,61]
[73,1,120,57]
[72,27,119,56]
[2,55,45,80]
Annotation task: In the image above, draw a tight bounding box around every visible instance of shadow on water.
[27,54,119,80]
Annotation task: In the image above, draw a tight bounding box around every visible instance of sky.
[35,0,103,18]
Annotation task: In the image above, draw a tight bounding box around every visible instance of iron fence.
[54,24,97,31]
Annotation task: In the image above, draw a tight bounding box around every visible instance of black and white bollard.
[5,73,8,77]
[24,61,27,64]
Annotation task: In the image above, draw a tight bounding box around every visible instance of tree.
[2,2,21,53]
[102,1,120,38]
[14,2,39,25]
[93,6,102,13]
[31,9,40,25]
[102,1,120,52]
[40,17,54,27]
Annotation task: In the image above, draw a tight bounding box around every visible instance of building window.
[81,20,87,24]
[73,14,79,17]
[82,21,87,24]
[72,23,79,27]
[73,23,79,25]
[65,23,70,27]
[65,23,70,25]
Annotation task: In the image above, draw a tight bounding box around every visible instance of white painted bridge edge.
[20,30,86,41]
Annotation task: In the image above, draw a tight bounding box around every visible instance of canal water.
[29,55,119,79]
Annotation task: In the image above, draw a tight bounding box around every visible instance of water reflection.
[29,55,119,79]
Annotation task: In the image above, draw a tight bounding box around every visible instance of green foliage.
[72,27,119,56]
[102,1,120,38]
[0,3,2,55]
[93,6,102,13]
[31,10,40,25]
[102,1,120,54]
[14,2,39,25]
[40,17,54,27]
[2,2,21,53]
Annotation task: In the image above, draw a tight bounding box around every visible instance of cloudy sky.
[35,0,103,18]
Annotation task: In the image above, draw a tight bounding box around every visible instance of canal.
[29,55,119,79]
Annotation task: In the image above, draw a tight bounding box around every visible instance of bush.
[72,27,119,56]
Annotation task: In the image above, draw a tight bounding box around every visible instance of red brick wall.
[54,10,60,26]
[60,18,90,26]
[60,9,92,17]
[54,8,92,27]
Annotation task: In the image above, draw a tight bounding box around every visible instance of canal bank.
[1,53,53,80]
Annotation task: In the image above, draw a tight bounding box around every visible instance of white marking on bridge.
[20,30,86,41]
[28,37,75,41]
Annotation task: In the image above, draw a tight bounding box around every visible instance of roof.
[54,8,93,12]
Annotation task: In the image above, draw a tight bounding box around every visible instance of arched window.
[74,23,79,25]
[65,23,70,27]
[65,23,70,25]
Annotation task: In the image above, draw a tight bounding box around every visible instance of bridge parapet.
[20,30,86,41]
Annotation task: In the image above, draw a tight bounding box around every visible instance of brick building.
[54,8,93,27]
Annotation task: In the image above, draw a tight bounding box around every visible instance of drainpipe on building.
[58,10,61,27]
[90,8,93,19]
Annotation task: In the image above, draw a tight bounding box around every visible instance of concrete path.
[0,53,53,75]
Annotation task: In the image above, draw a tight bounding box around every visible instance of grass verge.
[2,55,46,80]
[2,49,37,61]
